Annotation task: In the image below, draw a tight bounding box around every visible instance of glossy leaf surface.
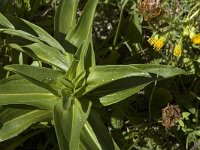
[22,43,69,71]
[80,109,120,150]
[0,13,65,51]
[0,107,52,141]
[86,65,150,93]
[0,75,57,109]
[53,99,91,150]
[0,13,14,29]
[4,65,63,96]
[66,0,98,48]
[54,0,79,42]
[86,64,187,105]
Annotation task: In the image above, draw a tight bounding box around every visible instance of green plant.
[0,0,187,149]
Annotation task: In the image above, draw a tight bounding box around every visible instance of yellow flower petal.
[153,36,166,51]
[148,34,159,46]
[173,44,182,57]
[147,38,155,45]
[191,34,200,45]
[148,35,167,51]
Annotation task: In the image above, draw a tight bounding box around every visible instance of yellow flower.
[148,35,167,51]
[153,37,166,51]
[173,43,182,57]
[148,34,159,45]
[148,38,156,45]
[191,34,200,45]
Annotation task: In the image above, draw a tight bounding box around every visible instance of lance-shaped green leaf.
[64,0,98,64]
[130,64,188,78]
[80,109,120,150]
[0,29,41,43]
[0,13,65,52]
[0,29,70,69]
[88,76,153,97]
[62,41,95,98]
[21,17,65,52]
[54,0,79,42]
[66,41,95,82]
[86,65,150,93]
[99,83,151,106]
[66,42,86,81]
[8,43,69,71]
[22,43,69,71]
[64,42,95,99]
[86,64,187,94]
[0,75,57,109]
[0,13,14,29]
[88,41,96,67]
[0,107,52,142]
[76,42,96,76]
[4,65,64,96]
[53,99,91,150]
[66,0,98,47]
[86,64,187,105]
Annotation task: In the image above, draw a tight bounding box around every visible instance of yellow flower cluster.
[148,35,167,51]
[191,34,200,45]
[147,27,199,59]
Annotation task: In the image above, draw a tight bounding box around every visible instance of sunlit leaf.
[86,64,187,105]
[86,65,150,93]
[4,65,64,96]
[54,0,79,42]
[80,109,120,150]
[63,0,98,63]
[53,99,91,150]
[0,107,52,142]
[0,13,65,52]
[22,43,69,71]
[66,0,98,48]
[99,83,150,106]
[130,64,188,78]
[0,13,14,29]
[0,75,57,109]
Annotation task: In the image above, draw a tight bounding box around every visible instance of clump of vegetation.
[0,0,200,149]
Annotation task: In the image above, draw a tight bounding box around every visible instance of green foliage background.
[0,0,199,150]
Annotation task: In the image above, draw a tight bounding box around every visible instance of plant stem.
[148,70,160,126]
[186,2,200,21]
[113,0,128,46]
